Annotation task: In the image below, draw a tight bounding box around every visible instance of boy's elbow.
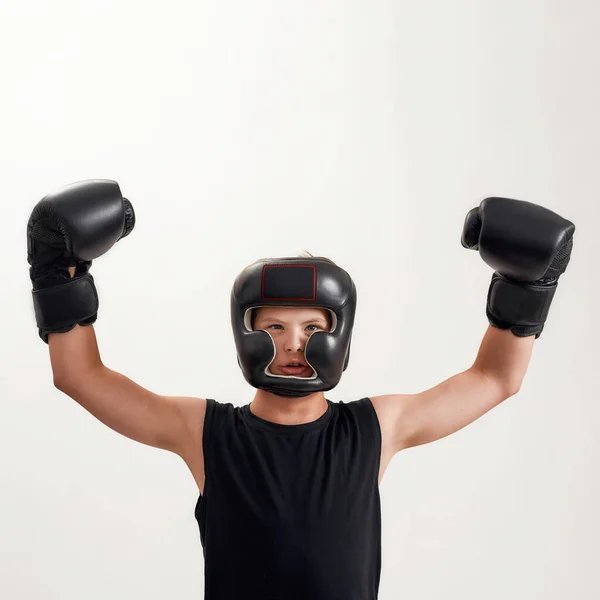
[53,366,101,395]
[53,372,73,393]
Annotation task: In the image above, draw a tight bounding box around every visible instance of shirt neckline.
[242,399,333,434]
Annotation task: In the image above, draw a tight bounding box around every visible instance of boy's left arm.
[372,197,575,454]
[372,325,534,452]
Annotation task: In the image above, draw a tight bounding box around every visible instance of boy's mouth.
[278,363,312,376]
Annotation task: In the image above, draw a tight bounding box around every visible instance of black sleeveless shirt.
[194,397,382,600]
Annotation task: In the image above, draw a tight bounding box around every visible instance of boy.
[27,179,575,599]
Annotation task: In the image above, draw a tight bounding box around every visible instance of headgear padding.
[230,257,357,397]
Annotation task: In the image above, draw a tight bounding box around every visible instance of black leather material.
[486,273,557,338]
[231,258,356,397]
[32,274,99,342]
[28,179,134,262]
[27,179,134,342]
[462,197,575,338]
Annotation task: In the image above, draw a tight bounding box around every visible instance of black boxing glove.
[461,197,575,338]
[27,179,135,342]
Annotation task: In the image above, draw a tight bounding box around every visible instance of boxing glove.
[462,197,575,338]
[27,179,135,342]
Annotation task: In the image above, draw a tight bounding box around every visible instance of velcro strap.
[486,272,557,338]
[32,274,99,341]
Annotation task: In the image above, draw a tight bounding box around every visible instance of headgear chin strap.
[230,257,357,397]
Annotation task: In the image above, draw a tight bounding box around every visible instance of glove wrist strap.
[32,273,99,343]
[486,272,557,339]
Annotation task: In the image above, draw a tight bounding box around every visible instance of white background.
[2,1,598,598]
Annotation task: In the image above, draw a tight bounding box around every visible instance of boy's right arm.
[50,324,207,462]
[28,180,206,487]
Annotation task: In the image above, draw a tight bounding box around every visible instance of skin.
[249,306,332,426]
[50,286,535,494]
[246,305,536,486]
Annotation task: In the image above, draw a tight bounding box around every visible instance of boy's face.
[252,306,332,378]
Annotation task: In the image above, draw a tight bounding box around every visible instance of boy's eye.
[265,324,322,331]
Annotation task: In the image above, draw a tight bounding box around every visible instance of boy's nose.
[284,329,307,353]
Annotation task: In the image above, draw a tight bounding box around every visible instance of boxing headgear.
[230,257,357,397]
